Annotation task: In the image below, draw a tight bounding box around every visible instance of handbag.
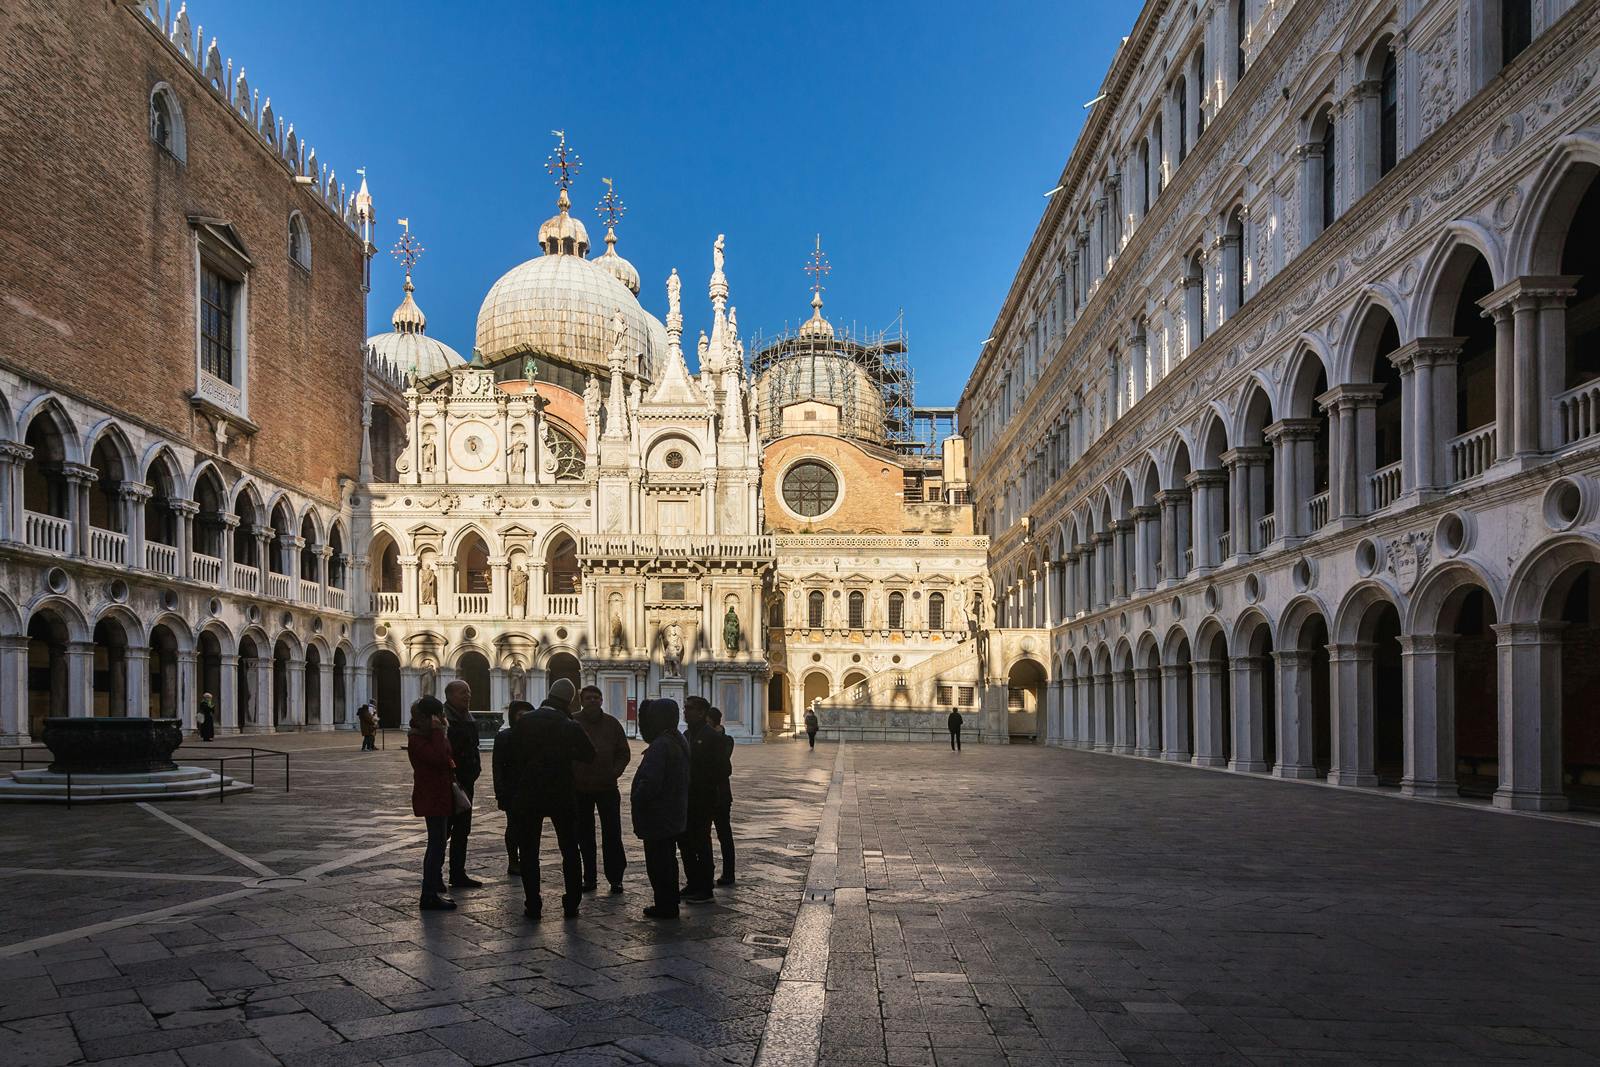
[451,781,473,815]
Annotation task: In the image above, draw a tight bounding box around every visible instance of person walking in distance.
[678,696,719,903]
[508,678,594,920]
[804,705,820,750]
[572,685,630,894]
[358,701,378,750]
[442,680,484,889]
[197,693,216,742]
[947,708,964,751]
[631,699,688,919]
[407,697,457,911]
[708,707,736,886]
[493,701,532,876]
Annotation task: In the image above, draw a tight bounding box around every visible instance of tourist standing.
[572,685,630,894]
[708,707,736,886]
[493,701,532,875]
[197,693,216,742]
[357,702,378,750]
[631,699,688,919]
[407,697,456,911]
[442,680,483,888]
[947,708,963,751]
[804,706,819,750]
[508,678,594,920]
[678,696,719,903]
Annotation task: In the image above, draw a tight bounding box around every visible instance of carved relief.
[1416,29,1457,140]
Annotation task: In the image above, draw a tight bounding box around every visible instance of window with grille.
[808,590,825,629]
[848,590,864,629]
[201,265,237,384]
[782,461,839,517]
[1007,689,1025,711]
[888,591,904,629]
[959,686,975,706]
[936,684,954,705]
[928,592,946,631]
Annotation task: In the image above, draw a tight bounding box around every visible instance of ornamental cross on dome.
[391,218,424,275]
[596,177,626,228]
[545,130,582,191]
[805,234,830,298]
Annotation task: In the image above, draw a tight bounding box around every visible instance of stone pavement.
[3,737,1600,1066]
[0,731,831,1066]
[824,745,1600,1066]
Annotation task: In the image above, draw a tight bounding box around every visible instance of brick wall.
[763,435,971,535]
[0,1,365,505]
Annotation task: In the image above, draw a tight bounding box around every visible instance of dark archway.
[1007,658,1046,742]
[457,651,492,711]
[545,652,581,705]
[92,618,129,717]
[27,611,70,736]
[148,624,180,720]
[371,650,403,729]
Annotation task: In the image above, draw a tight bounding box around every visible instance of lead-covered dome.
[367,274,465,379]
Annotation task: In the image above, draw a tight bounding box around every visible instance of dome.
[367,274,466,379]
[475,252,665,376]
[754,351,885,442]
[537,189,590,256]
[797,291,834,340]
[593,226,640,295]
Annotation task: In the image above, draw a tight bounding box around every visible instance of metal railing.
[1308,491,1330,532]
[1557,377,1600,446]
[1370,461,1403,510]
[1448,424,1496,482]
[0,743,290,806]
[24,511,69,552]
[89,526,127,564]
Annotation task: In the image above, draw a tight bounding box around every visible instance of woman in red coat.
[407,696,457,911]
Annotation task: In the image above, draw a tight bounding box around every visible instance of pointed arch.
[18,394,84,464]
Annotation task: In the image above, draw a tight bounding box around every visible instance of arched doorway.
[1332,594,1404,786]
[841,671,868,698]
[198,631,223,718]
[1194,627,1232,766]
[544,652,580,705]
[304,645,323,726]
[27,610,70,736]
[92,617,129,717]
[1556,565,1600,809]
[802,671,830,712]
[1007,658,1046,742]
[457,651,491,711]
[1111,642,1135,752]
[332,648,349,725]
[1233,617,1275,774]
[370,650,403,729]
[546,534,580,603]
[237,635,261,728]
[767,673,788,735]
[1137,643,1163,757]
[1161,633,1194,762]
[272,638,293,727]
[148,624,180,720]
[1278,607,1332,779]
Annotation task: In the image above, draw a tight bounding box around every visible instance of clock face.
[449,421,497,471]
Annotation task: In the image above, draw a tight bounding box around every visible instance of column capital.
[1491,620,1568,644]
[1398,634,1457,655]
[1325,641,1376,661]
[1480,274,1580,314]
[1186,469,1226,489]
[0,441,32,463]
[118,480,153,502]
[168,498,200,516]
[1221,446,1271,467]
[1388,336,1464,372]
[1273,649,1314,669]
[1316,382,1386,413]
[61,462,100,484]
[1132,504,1160,521]
[1266,417,1322,441]
[1155,487,1191,506]
[1133,667,1160,683]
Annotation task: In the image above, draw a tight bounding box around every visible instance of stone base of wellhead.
[0,766,253,802]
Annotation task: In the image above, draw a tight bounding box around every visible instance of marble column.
[1092,670,1113,752]
[1493,622,1566,811]
[317,661,335,730]
[218,654,240,734]
[1228,654,1270,773]
[0,637,28,741]
[1160,662,1192,762]
[1399,634,1458,798]
[124,647,150,718]
[1156,492,1180,585]
[1076,671,1095,747]
[65,642,94,717]
[1112,669,1135,754]
[1133,506,1159,593]
[1327,642,1378,786]
[1273,649,1320,779]
[1191,657,1228,767]
[1134,666,1161,757]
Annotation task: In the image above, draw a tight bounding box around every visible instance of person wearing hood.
[507,678,595,920]
[572,685,631,894]
[406,697,457,912]
[631,699,688,919]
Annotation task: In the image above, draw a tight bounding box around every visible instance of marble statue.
[419,562,437,607]
[507,427,527,476]
[510,564,528,613]
[663,622,683,678]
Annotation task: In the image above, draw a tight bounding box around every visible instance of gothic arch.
[446,522,497,558]
[186,458,229,501]
[19,394,84,464]
[1336,286,1411,382]
[83,419,138,476]
[1283,340,1333,416]
[448,642,494,670]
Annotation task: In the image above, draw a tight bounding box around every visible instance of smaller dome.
[592,226,640,295]
[368,272,465,380]
[798,290,834,340]
[538,188,590,257]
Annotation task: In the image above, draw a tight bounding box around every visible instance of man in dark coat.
[631,699,688,919]
[509,678,595,919]
[493,701,532,875]
[442,680,483,887]
[572,685,631,893]
[707,707,736,886]
[948,708,964,751]
[677,696,719,902]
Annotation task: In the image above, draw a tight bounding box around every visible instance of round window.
[665,450,684,469]
[782,461,839,517]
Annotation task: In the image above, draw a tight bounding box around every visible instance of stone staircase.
[810,637,987,742]
[0,766,253,803]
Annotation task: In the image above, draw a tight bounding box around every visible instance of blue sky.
[201,1,1135,406]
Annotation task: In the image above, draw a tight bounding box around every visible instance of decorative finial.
[596,177,626,230]
[545,130,582,208]
[805,233,831,300]
[391,218,424,282]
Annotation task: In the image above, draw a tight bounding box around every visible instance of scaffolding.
[747,310,918,453]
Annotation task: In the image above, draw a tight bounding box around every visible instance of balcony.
[232,562,259,594]
[1183,547,1194,574]
[265,572,293,600]
[298,578,321,605]
[24,511,69,553]
[372,591,400,614]
[325,587,347,612]
[455,593,490,615]
[145,541,178,575]
[1217,531,1232,559]
[88,527,127,565]
[1308,491,1330,532]
[546,593,581,617]
[1370,462,1402,511]
[1557,377,1600,446]
[1448,425,1495,483]
[190,552,222,585]
[1257,514,1276,547]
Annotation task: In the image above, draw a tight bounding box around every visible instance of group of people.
[406,678,735,922]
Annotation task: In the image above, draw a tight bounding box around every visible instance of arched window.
[1320,115,1337,231]
[1184,252,1206,352]
[1235,0,1248,82]
[288,213,311,271]
[1501,0,1532,67]
[888,591,905,630]
[807,590,825,629]
[1174,77,1188,163]
[1379,50,1398,177]
[848,591,864,630]
[1194,46,1207,137]
[149,84,185,161]
[1224,207,1246,316]
[1139,138,1150,217]
[928,592,946,631]
[1151,117,1164,195]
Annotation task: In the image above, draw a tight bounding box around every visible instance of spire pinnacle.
[799,234,834,340]
[389,220,427,333]
[546,130,582,211]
